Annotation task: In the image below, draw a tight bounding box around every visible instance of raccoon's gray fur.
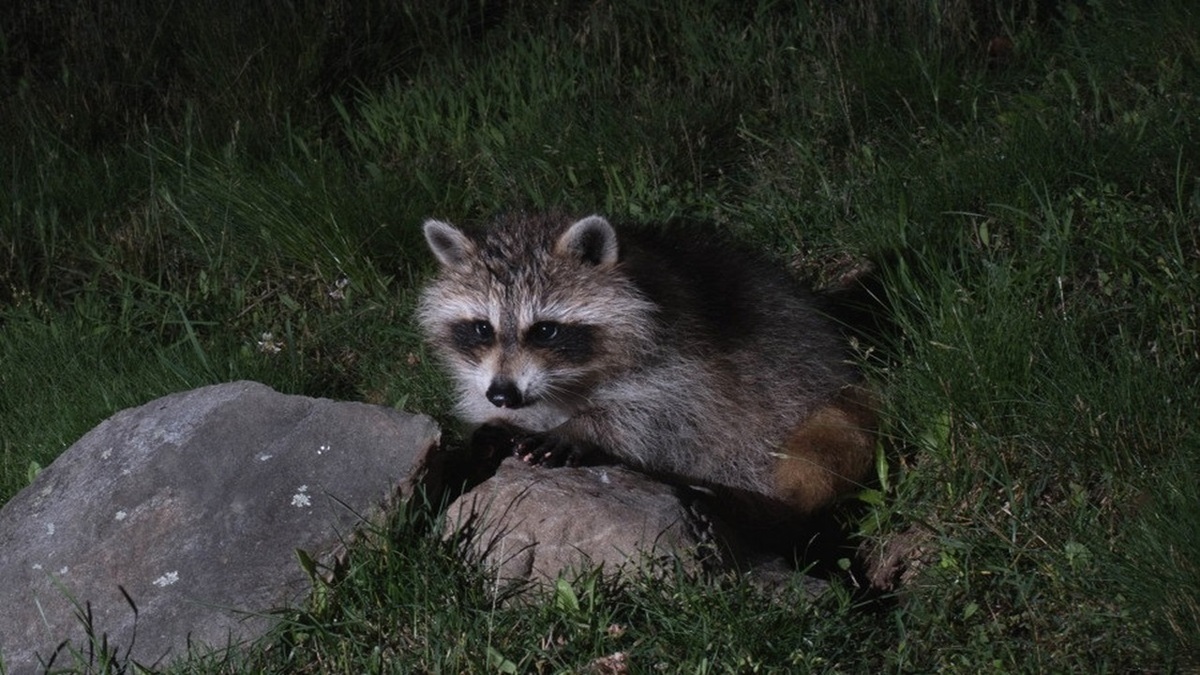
[418,212,874,516]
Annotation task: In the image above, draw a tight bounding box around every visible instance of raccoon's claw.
[513,433,588,468]
[471,423,589,468]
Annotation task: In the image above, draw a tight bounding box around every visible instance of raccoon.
[417,212,876,518]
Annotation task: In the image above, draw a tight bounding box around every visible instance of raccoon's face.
[417,214,655,432]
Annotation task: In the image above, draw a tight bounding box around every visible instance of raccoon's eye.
[473,320,494,340]
[527,321,561,346]
[451,319,495,351]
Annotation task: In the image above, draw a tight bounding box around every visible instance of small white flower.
[115,511,127,521]
[256,332,284,354]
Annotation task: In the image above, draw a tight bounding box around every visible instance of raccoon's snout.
[486,379,525,408]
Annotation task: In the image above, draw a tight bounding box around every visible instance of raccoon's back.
[617,224,853,396]
[611,223,872,519]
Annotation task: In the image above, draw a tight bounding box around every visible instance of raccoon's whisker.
[537,380,591,410]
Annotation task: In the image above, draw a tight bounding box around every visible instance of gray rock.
[444,459,732,587]
[0,381,439,673]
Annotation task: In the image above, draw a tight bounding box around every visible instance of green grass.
[158,501,881,673]
[2,0,1198,670]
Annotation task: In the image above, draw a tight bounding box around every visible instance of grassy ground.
[2,0,1197,671]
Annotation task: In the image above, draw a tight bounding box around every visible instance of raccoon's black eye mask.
[451,320,495,352]
[526,321,595,364]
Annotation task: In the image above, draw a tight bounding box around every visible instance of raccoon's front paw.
[469,423,521,461]
[512,432,590,468]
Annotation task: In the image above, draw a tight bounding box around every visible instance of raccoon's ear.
[555,215,619,268]
[423,219,476,270]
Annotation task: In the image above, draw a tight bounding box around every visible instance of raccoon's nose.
[486,379,524,408]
